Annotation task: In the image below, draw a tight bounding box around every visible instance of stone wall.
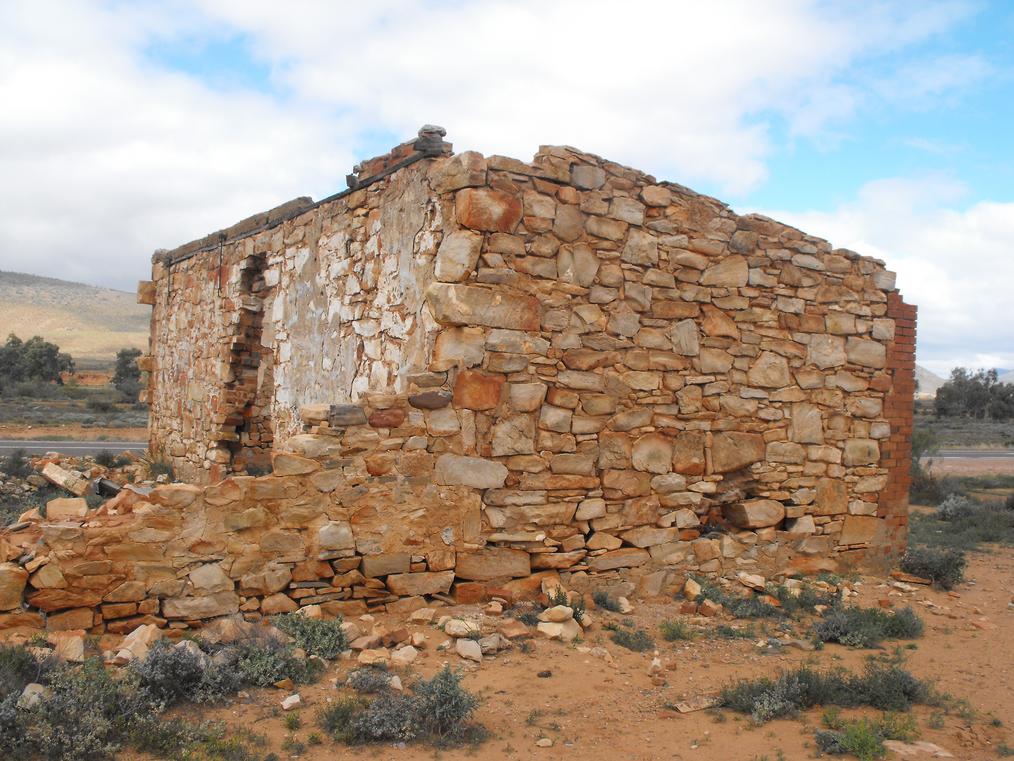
[17,126,918,633]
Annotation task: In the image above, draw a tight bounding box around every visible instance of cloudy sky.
[1,0,1012,375]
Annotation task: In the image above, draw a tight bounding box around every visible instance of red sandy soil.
[928,457,1014,477]
[0,424,147,441]
[110,545,1013,761]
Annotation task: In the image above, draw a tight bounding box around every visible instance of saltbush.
[132,640,240,707]
[720,659,930,724]
[936,494,978,522]
[319,665,482,747]
[0,448,32,479]
[347,666,393,694]
[607,624,655,652]
[900,547,966,589]
[591,590,622,612]
[816,709,918,761]
[813,606,924,648]
[233,637,322,687]
[659,618,694,641]
[271,613,348,659]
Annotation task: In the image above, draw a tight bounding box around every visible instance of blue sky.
[1,0,1013,374]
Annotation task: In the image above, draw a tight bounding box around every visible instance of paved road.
[930,449,1014,459]
[0,439,147,456]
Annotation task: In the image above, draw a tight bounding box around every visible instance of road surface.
[0,440,147,456]
[929,449,1014,459]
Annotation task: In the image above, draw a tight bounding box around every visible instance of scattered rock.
[455,638,483,663]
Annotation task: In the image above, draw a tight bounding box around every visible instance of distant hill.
[0,270,149,366]
[915,365,946,399]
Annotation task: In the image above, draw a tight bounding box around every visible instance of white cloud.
[0,1,354,290]
[759,177,1014,374]
[0,0,987,296]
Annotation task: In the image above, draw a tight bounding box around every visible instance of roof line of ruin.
[153,125,882,273]
[155,125,452,268]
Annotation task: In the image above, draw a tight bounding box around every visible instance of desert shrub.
[318,696,368,742]
[0,642,55,700]
[814,606,924,648]
[660,618,694,641]
[606,624,655,652]
[132,640,239,707]
[412,666,482,745]
[900,547,966,589]
[547,588,587,623]
[349,691,420,743]
[711,624,754,639]
[320,666,483,748]
[124,715,219,757]
[936,494,978,522]
[271,612,348,659]
[25,658,139,761]
[142,456,175,481]
[691,575,782,619]
[720,659,929,724]
[93,450,129,469]
[86,398,115,413]
[233,637,322,687]
[0,448,32,478]
[591,590,622,612]
[347,666,393,694]
[816,709,918,761]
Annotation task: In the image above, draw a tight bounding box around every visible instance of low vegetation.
[270,612,349,659]
[720,657,932,724]
[813,606,924,648]
[591,590,623,613]
[318,666,484,747]
[815,708,919,761]
[0,629,327,761]
[900,547,967,589]
[604,621,655,652]
[659,618,694,642]
[690,575,838,620]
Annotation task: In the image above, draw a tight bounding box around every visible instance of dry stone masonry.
[0,127,916,632]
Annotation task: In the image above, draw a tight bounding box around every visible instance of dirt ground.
[140,543,1012,761]
[0,424,147,441]
[926,456,1014,477]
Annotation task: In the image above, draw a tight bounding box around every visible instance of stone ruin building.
[0,126,916,632]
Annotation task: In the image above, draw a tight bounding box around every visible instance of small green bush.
[814,606,924,648]
[271,613,348,659]
[25,658,138,761]
[234,637,323,687]
[607,624,655,652]
[93,450,129,469]
[0,448,32,478]
[347,667,393,694]
[321,666,483,747]
[132,640,240,707]
[412,666,482,745]
[711,624,754,639]
[659,618,694,641]
[592,590,622,612]
[318,697,368,743]
[720,659,930,724]
[815,709,918,761]
[900,547,966,589]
